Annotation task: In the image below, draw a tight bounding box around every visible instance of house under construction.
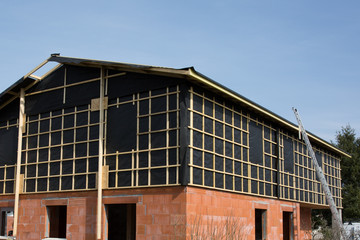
[0,55,348,240]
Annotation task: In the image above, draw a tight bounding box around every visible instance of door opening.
[0,208,13,237]
[106,204,136,240]
[47,205,67,238]
[283,211,293,240]
[255,209,266,240]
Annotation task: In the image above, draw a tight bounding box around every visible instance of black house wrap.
[0,55,347,209]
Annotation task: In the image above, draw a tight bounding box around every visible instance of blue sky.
[0,0,359,142]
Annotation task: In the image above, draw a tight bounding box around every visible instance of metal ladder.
[292,108,344,235]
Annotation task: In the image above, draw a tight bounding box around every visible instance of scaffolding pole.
[292,108,344,235]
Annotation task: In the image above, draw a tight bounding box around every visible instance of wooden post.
[13,88,25,237]
[102,165,109,189]
[276,128,281,199]
[97,68,105,240]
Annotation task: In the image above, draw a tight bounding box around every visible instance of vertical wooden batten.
[13,88,25,237]
[276,127,281,199]
[97,68,105,240]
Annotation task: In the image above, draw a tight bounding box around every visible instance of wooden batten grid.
[187,87,342,207]
[103,85,181,189]
[21,104,101,193]
[277,131,342,206]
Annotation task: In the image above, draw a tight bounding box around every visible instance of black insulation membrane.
[0,63,342,203]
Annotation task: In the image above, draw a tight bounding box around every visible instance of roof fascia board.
[23,58,50,79]
[49,55,190,79]
[0,57,53,107]
[0,77,38,111]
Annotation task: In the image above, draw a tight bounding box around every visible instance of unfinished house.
[0,55,348,240]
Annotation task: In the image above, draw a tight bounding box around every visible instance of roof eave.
[48,55,190,78]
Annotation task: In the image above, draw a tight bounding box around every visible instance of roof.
[0,54,351,158]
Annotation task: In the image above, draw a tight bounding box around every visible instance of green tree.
[334,125,360,222]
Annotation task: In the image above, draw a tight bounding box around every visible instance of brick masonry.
[1,186,312,239]
[184,187,312,240]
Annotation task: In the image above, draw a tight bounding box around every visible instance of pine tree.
[334,125,360,221]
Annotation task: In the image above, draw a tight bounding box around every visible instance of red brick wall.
[3,186,312,239]
[102,187,187,240]
[15,191,97,240]
[14,187,187,240]
[300,207,312,239]
[185,187,312,240]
